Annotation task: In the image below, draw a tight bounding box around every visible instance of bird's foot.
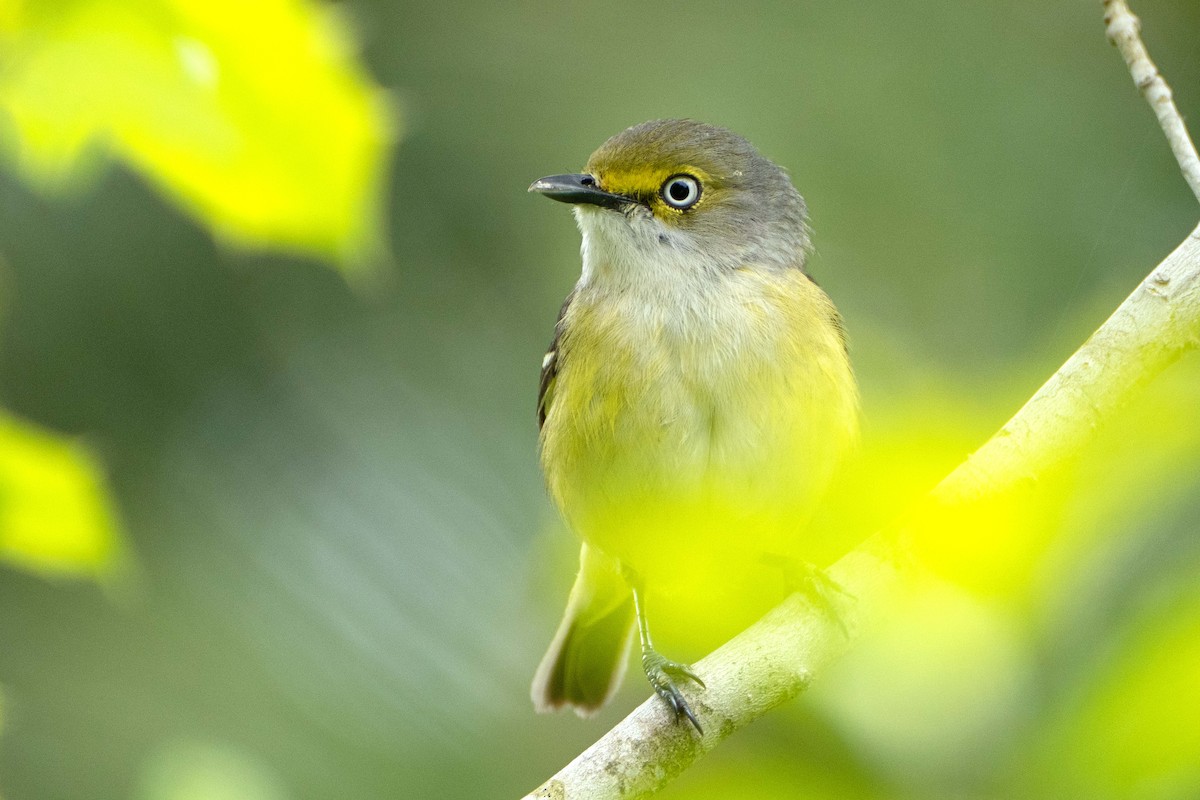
[642,650,706,734]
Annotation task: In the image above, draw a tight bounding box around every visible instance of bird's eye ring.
[660,174,701,210]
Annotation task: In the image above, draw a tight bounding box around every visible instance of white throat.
[574,206,718,291]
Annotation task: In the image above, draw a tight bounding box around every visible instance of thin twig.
[1104,0,1200,203]
[522,5,1200,797]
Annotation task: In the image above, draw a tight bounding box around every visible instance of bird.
[528,119,859,733]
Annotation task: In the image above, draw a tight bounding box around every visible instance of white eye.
[660,174,701,209]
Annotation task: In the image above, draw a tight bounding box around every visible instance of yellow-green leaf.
[0,410,122,579]
[1029,588,1200,797]
[0,0,396,272]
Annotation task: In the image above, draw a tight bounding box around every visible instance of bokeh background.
[1,1,1199,798]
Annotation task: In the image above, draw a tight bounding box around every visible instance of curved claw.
[643,652,705,734]
[662,661,706,690]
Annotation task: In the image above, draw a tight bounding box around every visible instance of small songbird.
[528,119,859,732]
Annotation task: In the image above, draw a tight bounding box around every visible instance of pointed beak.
[528,173,631,211]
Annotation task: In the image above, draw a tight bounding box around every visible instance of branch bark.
[523,537,905,800]
[523,4,1200,797]
[1104,0,1200,202]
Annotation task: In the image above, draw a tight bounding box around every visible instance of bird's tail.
[531,543,635,715]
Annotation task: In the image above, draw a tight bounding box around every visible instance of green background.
[2,1,1200,798]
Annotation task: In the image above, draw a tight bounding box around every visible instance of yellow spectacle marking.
[590,164,713,217]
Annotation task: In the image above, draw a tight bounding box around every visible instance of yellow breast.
[539,266,858,591]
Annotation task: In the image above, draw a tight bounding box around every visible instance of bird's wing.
[537,291,573,430]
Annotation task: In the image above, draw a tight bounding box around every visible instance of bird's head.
[530,119,810,284]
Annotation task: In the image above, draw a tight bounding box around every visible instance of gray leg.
[631,582,706,734]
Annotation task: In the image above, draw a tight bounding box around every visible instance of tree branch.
[523,537,905,800]
[523,4,1200,797]
[1104,0,1200,203]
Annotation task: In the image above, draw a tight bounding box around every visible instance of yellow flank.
[539,265,858,597]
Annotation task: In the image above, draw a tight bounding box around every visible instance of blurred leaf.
[664,743,883,800]
[0,410,122,579]
[1033,585,1200,799]
[139,742,289,800]
[807,357,1200,791]
[812,577,1035,786]
[0,0,396,272]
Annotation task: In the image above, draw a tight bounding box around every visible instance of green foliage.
[1049,589,1200,797]
[0,0,395,272]
[0,410,121,579]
